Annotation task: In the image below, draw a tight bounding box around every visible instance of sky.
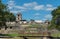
[2,0,60,21]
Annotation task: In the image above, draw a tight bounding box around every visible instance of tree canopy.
[51,6,60,30]
[0,0,15,27]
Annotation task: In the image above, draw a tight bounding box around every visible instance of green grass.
[28,24,42,28]
[0,34,19,37]
[3,33,42,37]
[7,34,19,37]
[51,32,60,37]
[1,32,60,37]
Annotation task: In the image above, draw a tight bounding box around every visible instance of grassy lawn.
[51,34,60,37]
[51,32,60,37]
[6,33,42,37]
[1,32,60,37]
[0,33,43,37]
[7,32,60,37]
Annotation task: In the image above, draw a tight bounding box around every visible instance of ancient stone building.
[16,13,22,22]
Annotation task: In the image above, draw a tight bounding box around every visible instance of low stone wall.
[0,28,20,34]
[0,37,23,39]
[1,37,60,39]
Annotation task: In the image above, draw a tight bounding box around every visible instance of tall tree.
[0,0,6,27]
[0,0,15,28]
[51,6,60,30]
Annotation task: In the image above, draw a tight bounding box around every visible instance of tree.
[0,0,15,29]
[51,6,60,30]
[4,12,15,22]
[0,0,6,27]
[8,13,16,21]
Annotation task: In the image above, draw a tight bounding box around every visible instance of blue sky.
[2,0,60,21]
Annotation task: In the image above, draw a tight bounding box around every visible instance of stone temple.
[0,12,50,34]
[16,13,22,22]
[6,12,28,30]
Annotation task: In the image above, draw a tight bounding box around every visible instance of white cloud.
[7,0,27,13]
[46,7,55,11]
[23,2,38,10]
[23,2,45,10]
[42,14,52,21]
[33,5,44,10]
[10,10,24,14]
[41,14,53,21]
[46,4,56,11]
[33,4,56,11]
[10,10,19,13]
[7,0,56,13]
[46,4,53,7]
[42,18,47,21]
[24,2,37,7]
[46,7,56,11]
[14,6,27,10]
[34,13,41,20]
[45,14,52,19]
[34,17,40,20]
[34,13,41,16]
[35,20,43,23]
[7,0,15,9]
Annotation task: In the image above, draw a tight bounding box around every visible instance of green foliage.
[51,6,60,30]
[1,33,42,37]
[0,0,15,27]
[51,6,60,16]
[4,12,16,22]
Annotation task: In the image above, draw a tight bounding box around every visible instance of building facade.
[16,13,22,22]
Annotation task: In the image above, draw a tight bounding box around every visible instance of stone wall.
[0,28,20,34]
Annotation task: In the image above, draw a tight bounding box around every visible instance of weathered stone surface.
[0,37,23,39]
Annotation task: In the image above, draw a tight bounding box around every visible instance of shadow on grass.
[0,34,60,39]
[51,37,60,39]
